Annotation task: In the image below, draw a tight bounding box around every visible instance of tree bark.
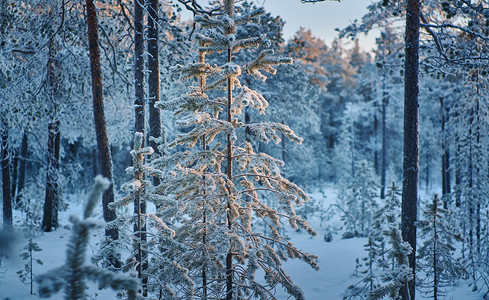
[380,63,388,199]
[11,148,18,200]
[147,0,161,189]
[433,197,438,300]
[225,2,235,298]
[440,98,450,207]
[374,112,379,175]
[42,121,60,232]
[42,38,61,232]
[134,0,147,295]
[400,0,420,298]
[1,122,12,230]
[16,130,28,205]
[86,0,118,242]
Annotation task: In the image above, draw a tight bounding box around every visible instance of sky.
[179,0,378,51]
[259,0,377,50]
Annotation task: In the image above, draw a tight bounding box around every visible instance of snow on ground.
[0,186,485,299]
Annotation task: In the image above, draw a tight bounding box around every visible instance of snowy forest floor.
[0,186,485,299]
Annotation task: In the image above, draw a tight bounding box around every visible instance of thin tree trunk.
[374,111,379,175]
[86,0,119,244]
[433,198,438,300]
[329,110,334,149]
[225,2,235,298]
[147,0,161,189]
[455,142,461,208]
[1,122,12,230]
[199,57,208,299]
[475,81,481,257]
[42,121,60,232]
[225,46,234,300]
[468,121,476,281]
[400,0,420,298]
[134,0,145,136]
[281,119,286,165]
[42,38,60,232]
[11,148,18,200]
[440,98,450,206]
[202,135,208,299]
[16,130,28,205]
[380,64,388,199]
[134,0,147,294]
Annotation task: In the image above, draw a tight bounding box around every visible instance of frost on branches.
[149,0,318,299]
[417,194,467,300]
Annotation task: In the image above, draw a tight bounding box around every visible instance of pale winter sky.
[179,0,378,51]
[260,0,376,50]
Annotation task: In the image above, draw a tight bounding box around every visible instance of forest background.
[1,0,489,299]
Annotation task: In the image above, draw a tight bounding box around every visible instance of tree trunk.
[42,38,61,232]
[147,0,161,190]
[455,143,461,208]
[1,122,12,230]
[433,198,438,300]
[16,130,28,205]
[134,0,145,136]
[400,0,420,298]
[380,66,388,199]
[329,111,334,149]
[11,148,18,200]
[374,111,379,175]
[440,98,450,205]
[42,120,60,232]
[86,0,118,243]
[281,119,286,165]
[134,0,147,295]
[225,2,235,299]
[225,47,234,300]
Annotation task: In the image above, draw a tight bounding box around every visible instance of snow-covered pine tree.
[105,132,192,298]
[334,103,359,182]
[339,160,378,238]
[18,237,43,295]
[36,176,137,299]
[344,236,380,300]
[417,194,467,300]
[366,194,412,300]
[17,196,44,295]
[150,1,318,298]
[344,182,401,299]
[372,182,401,270]
[103,132,154,295]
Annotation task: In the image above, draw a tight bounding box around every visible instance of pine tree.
[366,204,413,300]
[18,237,43,295]
[17,194,44,295]
[340,160,378,238]
[372,182,401,270]
[344,236,380,299]
[149,1,318,298]
[344,183,402,299]
[104,132,181,298]
[36,176,137,299]
[417,194,467,300]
